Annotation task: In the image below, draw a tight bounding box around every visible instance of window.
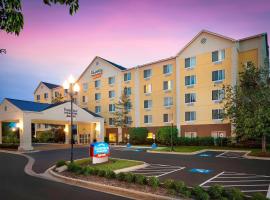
[4,106,7,111]
[45,124,49,129]
[37,124,41,129]
[185,111,196,121]
[163,80,172,91]
[44,93,48,99]
[185,75,196,86]
[109,104,115,112]
[144,115,152,124]
[95,93,101,100]
[185,93,196,103]
[144,84,152,94]
[144,100,152,109]
[163,114,171,123]
[83,83,88,92]
[95,80,101,88]
[185,132,197,138]
[124,87,131,96]
[95,106,101,113]
[124,72,131,81]
[82,96,88,103]
[212,49,225,62]
[36,95,40,101]
[143,69,152,79]
[212,70,225,82]
[164,97,173,107]
[125,116,132,125]
[163,64,172,74]
[211,131,226,138]
[108,76,115,85]
[125,102,132,111]
[109,118,114,126]
[185,57,196,68]
[212,89,224,101]
[212,109,224,120]
[109,90,115,98]
[54,92,59,97]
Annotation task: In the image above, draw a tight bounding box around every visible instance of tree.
[223,62,270,152]
[0,0,79,35]
[112,87,132,142]
[52,93,64,103]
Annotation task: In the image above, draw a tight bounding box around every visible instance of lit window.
[185,111,196,121]
[212,49,225,62]
[212,70,225,82]
[185,57,196,68]
[163,80,172,91]
[185,75,196,86]
[185,93,196,103]
[124,72,131,81]
[143,69,152,79]
[144,84,152,94]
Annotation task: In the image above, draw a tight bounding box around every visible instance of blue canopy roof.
[6,98,52,112]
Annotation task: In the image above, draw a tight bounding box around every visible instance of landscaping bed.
[0,143,19,151]
[54,159,268,200]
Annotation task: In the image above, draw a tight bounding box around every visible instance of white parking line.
[203,184,270,188]
[156,167,185,177]
[242,190,268,193]
[267,184,270,198]
[211,180,270,182]
[216,151,228,157]
[199,171,225,186]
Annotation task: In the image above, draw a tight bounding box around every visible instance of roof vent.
[201,38,207,44]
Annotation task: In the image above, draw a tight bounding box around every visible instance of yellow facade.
[34,30,269,140]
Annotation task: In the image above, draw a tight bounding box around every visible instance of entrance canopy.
[0,98,104,151]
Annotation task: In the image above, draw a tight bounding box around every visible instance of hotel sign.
[64,108,78,118]
[91,69,103,79]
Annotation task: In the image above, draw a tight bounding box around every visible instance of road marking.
[211,180,270,182]
[199,171,225,186]
[267,184,270,198]
[156,167,185,177]
[241,190,268,193]
[216,176,270,179]
[203,184,270,187]
[216,151,228,157]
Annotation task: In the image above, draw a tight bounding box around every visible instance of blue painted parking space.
[190,168,213,174]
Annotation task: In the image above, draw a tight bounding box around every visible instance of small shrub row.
[65,162,266,200]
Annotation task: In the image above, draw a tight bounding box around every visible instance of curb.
[147,149,270,160]
[49,168,178,200]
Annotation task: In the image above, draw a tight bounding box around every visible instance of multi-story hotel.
[33,30,269,143]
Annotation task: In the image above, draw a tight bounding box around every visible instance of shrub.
[192,186,209,200]
[83,167,94,176]
[223,188,244,200]
[134,174,147,185]
[54,128,65,143]
[174,181,187,194]
[156,126,178,145]
[176,137,215,146]
[124,172,135,183]
[128,127,148,144]
[67,163,82,173]
[148,176,160,188]
[251,193,269,200]
[97,169,106,177]
[208,184,225,199]
[56,160,66,168]
[105,170,116,179]
[163,179,175,189]
[116,172,126,181]
[92,168,100,175]
[36,130,54,143]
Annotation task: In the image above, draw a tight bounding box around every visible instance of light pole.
[63,75,80,163]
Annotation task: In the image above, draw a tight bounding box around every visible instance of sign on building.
[91,69,103,79]
[64,108,78,118]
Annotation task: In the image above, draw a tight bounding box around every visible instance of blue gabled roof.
[41,82,61,89]
[6,98,51,112]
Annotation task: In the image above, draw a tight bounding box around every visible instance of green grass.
[153,146,270,157]
[74,158,143,171]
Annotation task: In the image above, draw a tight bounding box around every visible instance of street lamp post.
[63,75,80,163]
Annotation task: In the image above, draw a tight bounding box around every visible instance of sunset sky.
[1,0,270,102]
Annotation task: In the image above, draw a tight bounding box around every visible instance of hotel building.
[33,30,269,143]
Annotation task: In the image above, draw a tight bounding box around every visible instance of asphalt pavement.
[0,152,130,200]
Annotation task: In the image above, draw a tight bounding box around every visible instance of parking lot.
[200,171,270,197]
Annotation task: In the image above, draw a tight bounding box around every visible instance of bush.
[163,179,175,189]
[192,186,210,200]
[208,184,224,199]
[83,167,94,176]
[91,168,100,175]
[128,127,148,144]
[67,163,82,173]
[251,193,269,200]
[2,132,19,144]
[97,169,106,177]
[36,130,54,143]
[0,143,19,149]
[56,160,66,168]
[223,188,244,200]
[124,172,135,183]
[54,128,65,143]
[134,174,147,185]
[156,126,178,145]
[148,176,160,188]
[176,137,215,146]
[116,172,126,181]
[174,181,187,194]
[105,170,116,179]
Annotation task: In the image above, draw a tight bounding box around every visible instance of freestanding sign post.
[90,142,110,164]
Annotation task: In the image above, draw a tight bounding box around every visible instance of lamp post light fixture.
[63,75,80,163]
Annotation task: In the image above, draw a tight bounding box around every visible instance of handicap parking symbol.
[198,153,212,157]
[189,168,213,174]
